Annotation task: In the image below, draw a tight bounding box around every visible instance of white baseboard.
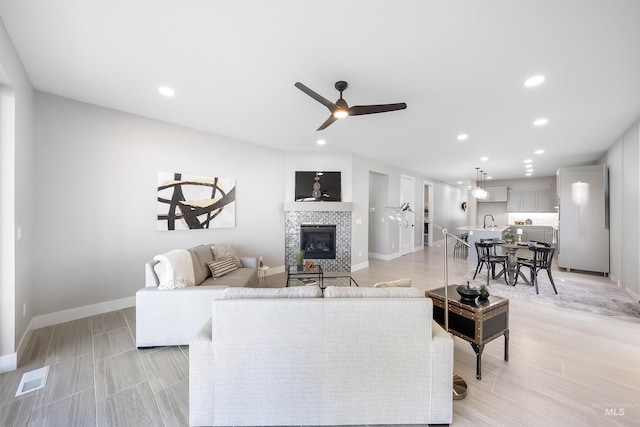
[626,286,640,302]
[351,261,369,272]
[0,352,17,374]
[31,296,135,329]
[5,296,137,372]
[413,245,424,252]
[369,252,401,261]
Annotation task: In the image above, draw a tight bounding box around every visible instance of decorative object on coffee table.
[296,250,304,271]
[304,260,315,270]
[479,284,490,300]
[457,282,481,303]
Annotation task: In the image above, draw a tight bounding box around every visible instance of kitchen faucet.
[483,214,495,229]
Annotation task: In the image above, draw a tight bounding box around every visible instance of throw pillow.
[211,244,242,268]
[208,257,239,279]
[373,278,412,288]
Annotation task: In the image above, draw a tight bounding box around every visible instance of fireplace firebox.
[300,225,336,259]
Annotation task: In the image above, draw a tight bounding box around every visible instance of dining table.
[494,242,536,286]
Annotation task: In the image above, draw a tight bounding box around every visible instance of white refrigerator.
[557,164,609,274]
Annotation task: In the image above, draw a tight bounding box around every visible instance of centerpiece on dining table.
[502,231,517,243]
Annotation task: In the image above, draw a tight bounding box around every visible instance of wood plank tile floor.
[1,243,639,426]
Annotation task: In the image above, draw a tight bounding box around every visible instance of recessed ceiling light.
[457,181,463,184]
[480,156,489,161]
[525,75,545,87]
[317,139,326,145]
[524,159,532,164]
[457,134,469,141]
[158,86,175,97]
[486,176,492,180]
[534,149,545,155]
[526,173,532,176]
[527,169,534,173]
[534,118,548,126]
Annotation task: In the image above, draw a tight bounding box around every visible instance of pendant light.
[471,168,487,200]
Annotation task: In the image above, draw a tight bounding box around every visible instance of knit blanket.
[154,249,195,290]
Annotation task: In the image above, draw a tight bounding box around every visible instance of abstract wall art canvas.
[157,172,236,231]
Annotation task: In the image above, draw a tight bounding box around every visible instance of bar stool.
[516,246,557,294]
[454,233,469,258]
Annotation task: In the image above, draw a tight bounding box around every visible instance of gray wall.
[431,183,469,241]
[368,171,390,255]
[33,92,286,315]
[0,18,35,366]
[604,119,640,297]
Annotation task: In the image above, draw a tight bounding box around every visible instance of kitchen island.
[457,225,509,261]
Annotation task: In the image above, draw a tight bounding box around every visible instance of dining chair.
[515,246,558,294]
[473,242,508,287]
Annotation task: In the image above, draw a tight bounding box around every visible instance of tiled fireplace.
[285,209,351,272]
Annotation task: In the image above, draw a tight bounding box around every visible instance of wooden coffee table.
[426,285,509,380]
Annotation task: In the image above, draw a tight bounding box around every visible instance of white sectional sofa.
[189,285,454,426]
[135,243,258,347]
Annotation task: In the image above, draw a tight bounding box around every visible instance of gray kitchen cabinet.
[507,190,521,211]
[508,189,551,212]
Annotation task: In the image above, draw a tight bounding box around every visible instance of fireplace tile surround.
[285,210,351,272]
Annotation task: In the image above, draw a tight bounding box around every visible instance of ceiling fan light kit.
[295,80,407,130]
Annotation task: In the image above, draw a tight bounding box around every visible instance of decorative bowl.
[456,285,481,303]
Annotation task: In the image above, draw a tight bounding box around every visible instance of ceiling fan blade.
[295,82,337,112]
[349,103,407,116]
[317,115,338,131]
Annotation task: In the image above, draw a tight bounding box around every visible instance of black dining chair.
[515,246,557,294]
[473,241,508,287]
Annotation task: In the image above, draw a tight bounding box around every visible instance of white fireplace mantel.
[284,201,353,212]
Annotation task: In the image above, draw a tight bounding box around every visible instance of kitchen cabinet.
[507,189,551,212]
[478,186,508,202]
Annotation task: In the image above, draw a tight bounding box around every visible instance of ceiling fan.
[294,81,407,130]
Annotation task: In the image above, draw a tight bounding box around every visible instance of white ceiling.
[2,1,640,185]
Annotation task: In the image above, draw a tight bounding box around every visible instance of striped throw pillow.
[208,257,239,279]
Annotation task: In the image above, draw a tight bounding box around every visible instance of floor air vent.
[15,366,49,397]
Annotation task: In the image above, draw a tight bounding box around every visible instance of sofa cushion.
[373,278,412,287]
[323,286,423,298]
[211,244,242,268]
[208,257,239,278]
[189,245,215,284]
[222,286,323,299]
[200,267,256,288]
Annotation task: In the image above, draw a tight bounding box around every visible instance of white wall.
[33,92,285,316]
[0,18,36,371]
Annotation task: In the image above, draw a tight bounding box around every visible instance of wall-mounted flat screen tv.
[295,171,341,202]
